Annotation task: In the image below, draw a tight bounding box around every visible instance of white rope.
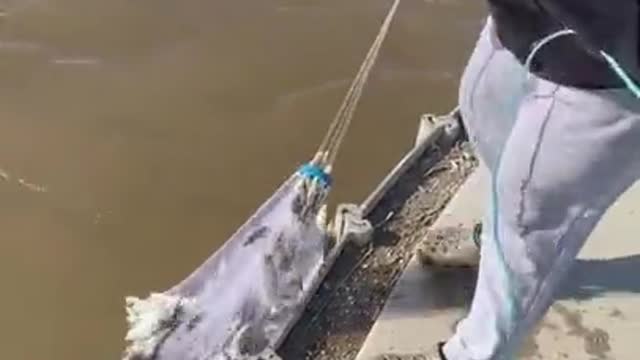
[315,0,401,171]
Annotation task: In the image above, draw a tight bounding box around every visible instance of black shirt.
[487,0,639,89]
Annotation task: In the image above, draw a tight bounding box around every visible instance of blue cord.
[490,153,519,360]
[600,51,640,98]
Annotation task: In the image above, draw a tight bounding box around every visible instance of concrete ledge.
[356,168,640,359]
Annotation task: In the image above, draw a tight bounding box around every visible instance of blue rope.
[600,51,640,98]
[297,163,332,187]
[489,151,519,360]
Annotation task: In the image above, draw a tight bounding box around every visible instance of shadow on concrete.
[374,264,476,321]
[558,255,640,300]
[372,255,640,322]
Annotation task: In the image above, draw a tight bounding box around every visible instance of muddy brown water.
[0,1,483,359]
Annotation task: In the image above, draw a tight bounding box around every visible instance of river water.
[0,0,483,358]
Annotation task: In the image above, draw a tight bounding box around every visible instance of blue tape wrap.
[297,163,332,187]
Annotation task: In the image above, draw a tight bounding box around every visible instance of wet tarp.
[123,171,331,360]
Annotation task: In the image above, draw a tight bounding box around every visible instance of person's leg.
[443,72,640,359]
[458,17,525,172]
[418,16,527,268]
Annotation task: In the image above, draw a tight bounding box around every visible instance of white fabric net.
[123,174,330,360]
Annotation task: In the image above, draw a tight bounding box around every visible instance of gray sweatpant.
[443,18,640,360]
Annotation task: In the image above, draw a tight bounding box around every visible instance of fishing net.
[123,173,329,360]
